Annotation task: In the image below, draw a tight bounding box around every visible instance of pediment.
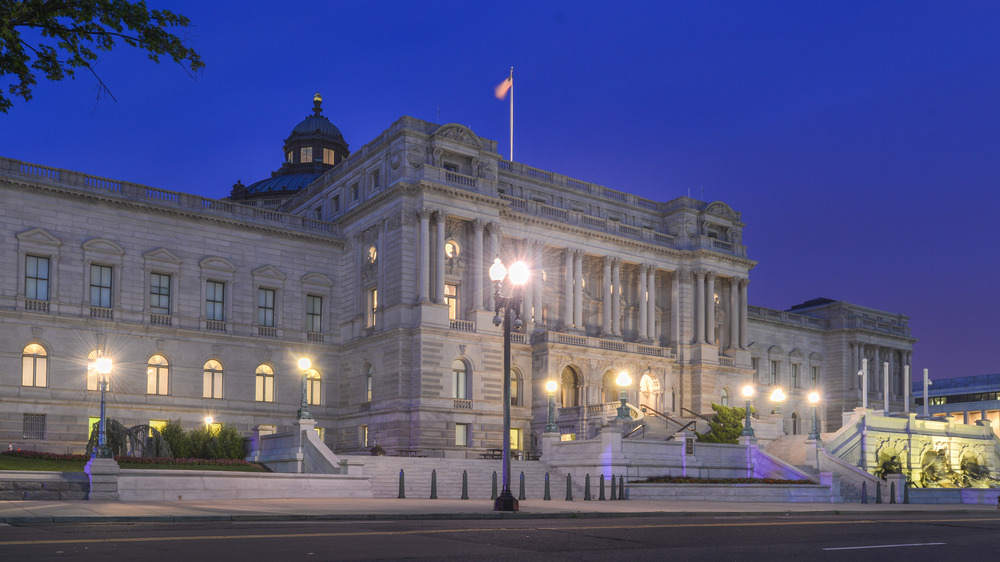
[82,238,124,255]
[143,248,182,264]
[301,272,333,287]
[746,342,764,353]
[252,265,286,281]
[809,352,824,362]
[200,256,236,272]
[704,201,737,220]
[789,349,804,359]
[432,124,483,149]
[17,227,61,247]
[768,345,785,356]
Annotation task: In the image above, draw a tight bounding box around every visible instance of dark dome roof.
[288,94,346,145]
[246,173,322,194]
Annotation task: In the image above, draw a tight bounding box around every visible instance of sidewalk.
[2,497,996,524]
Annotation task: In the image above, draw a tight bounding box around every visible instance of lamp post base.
[493,490,519,511]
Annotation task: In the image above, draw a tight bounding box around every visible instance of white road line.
[823,542,946,551]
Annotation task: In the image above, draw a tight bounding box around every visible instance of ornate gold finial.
[313,93,323,116]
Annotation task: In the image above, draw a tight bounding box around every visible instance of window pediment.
[82,238,124,256]
[200,256,236,272]
[252,264,287,282]
[301,272,333,288]
[143,248,182,265]
[17,227,61,247]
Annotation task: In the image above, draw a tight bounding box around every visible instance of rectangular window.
[25,255,49,301]
[366,288,378,328]
[792,364,801,388]
[255,372,274,402]
[307,374,321,406]
[811,366,820,387]
[23,413,45,440]
[203,370,223,399]
[371,170,380,190]
[751,357,760,383]
[286,151,293,163]
[332,195,341,213]
[257,288,275,327]
[90,264,112,308]
[351,183,359,201]
[360,425,369,448]
[150,273,171,314]
[443,163,458,172]
[323,148,336,165]
[22,351,47,387]
[147,365,169,395]
[510,428,522,451]
[770,360,778,385]
[306,295,323,333]
[300,146,313,163]
[149,419,168,437]
[444,284,459,320]
[206,281,225,321]
[455,423,469,447]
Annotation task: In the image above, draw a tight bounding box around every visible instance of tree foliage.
[159,419,246,460]
[695,402,755,444]
[0,0,203,112]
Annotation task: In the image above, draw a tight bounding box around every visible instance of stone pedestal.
[295,418,317,474]
[540,431,560,461]
[886,473,906,503]
[85,457,119,501]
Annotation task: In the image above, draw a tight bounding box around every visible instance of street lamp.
[297,357,313,420]
[545,380,558,433]
[489,256,528,512]
[94,353,112,458]
[770,387,786,414]
[740,385,755,437]
[615,371,632,419]
[204,416,214,426]
[808,392,821,441]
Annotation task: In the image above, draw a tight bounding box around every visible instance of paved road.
[3,512,999,560]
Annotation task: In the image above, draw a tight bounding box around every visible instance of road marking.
[823,542,947,551]
[1,518,996,547]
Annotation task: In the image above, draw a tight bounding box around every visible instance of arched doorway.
[560,366,581,407]
[791,412,799,435]
[640,373,661,411]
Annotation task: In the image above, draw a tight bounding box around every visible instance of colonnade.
[851,342,912,397]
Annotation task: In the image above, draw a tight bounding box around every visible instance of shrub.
[215,424,246,460]
[695,403,755,444]
[160,419,190,458]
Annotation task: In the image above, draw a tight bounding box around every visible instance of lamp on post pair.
[545,380,559,433]
[740,385,755,437]
[297,357,313,420]
[94,353,113,458]
[489,257,529,512]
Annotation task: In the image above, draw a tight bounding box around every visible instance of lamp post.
[808,392,821,441]
[615,371,632,419]
[770,387,786,414]
[545,380,558,433]
[94,353,112,458]
[489,256,528,512]
[740,385,755,437]
[204,416,214,426]
[858,357,868,409]
[297,358,313,420]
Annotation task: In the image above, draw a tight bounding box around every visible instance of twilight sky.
[2,1,998,380]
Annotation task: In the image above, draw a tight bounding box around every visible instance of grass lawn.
[0,454,268,473]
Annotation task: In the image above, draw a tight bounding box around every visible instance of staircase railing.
[640,404,698,433]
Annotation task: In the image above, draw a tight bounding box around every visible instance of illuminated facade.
[0,99,915,455]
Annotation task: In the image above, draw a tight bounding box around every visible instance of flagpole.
[508,67,514,162]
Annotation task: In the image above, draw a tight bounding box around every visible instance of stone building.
[0,97,915,455]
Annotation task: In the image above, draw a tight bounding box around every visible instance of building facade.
[0,99,916,455]
[914,373,1000,438]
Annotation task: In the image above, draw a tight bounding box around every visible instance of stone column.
[729,277,739,348]
[694,270,705,344]
[573,250,584,329]
[533,244,544,325]
[473,219,484,310]
[602,256,613,336]
[671,270,685,346]
[563,249,574,328]
[612,259,622,336]
[435,211,446,303]
[705,271,716,344]
[523,241,534,324]
[738,278,748,349]
[418,209,431,302]
[638,264,648,341]
[647,265,657,342]
[490,222,502,311]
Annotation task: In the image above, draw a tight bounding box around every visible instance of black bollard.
[903,480,909,504]
[889,481,896,504]
[861,481,868,504]
[544,472,551,501]
[619,475,626,500]
[518,471,526,501]
[584,474,591,501]
[398,469,405,499]
[599,474,606,500]
[461,470,469,500]
[566,473,573,501]
[876,482,883,504]
[610,474,618,500]
[430,469,437,499]
[491,471,498,500]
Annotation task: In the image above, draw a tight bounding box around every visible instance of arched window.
[452,359,468,399]
[203,360,223,399]
[510,368,522,406]
[22,344,48,387]
[639,373,661,412]
[791,412,800,435]
[600,371,617,403]
[255,364,275,402]
[147,354,169,395]
[306,368,321,406]
[560,367,580,407]
[365,364,373,402]
[720,387,729,407]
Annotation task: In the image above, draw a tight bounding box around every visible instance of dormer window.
[323,148,336,165]
[301,146,313,163]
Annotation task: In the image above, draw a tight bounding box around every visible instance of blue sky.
[3,1,998,380]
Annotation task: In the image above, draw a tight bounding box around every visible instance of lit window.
[150,273,170,314]
[306,368,321,405]
[147,354,169,395]
[90,264,112,308]
[368,245,377,264]
[510,428,522,451]
[445,284,459,320]
[510,369,521,406]
[306,295,323,333]
[452,360,468,399]
[444,241,459,258]
[25,255,49,301]
[255,364,275,402]
[455,423,469,446]
[366,288,378,328]
[286,151,293,163]
[206,281,225,321]
[301,146,313,163]
[365,364,373,402]
[203,360,223,399]
[21,344,47,387]
[257,288,275,327]
[323,148,336,165]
